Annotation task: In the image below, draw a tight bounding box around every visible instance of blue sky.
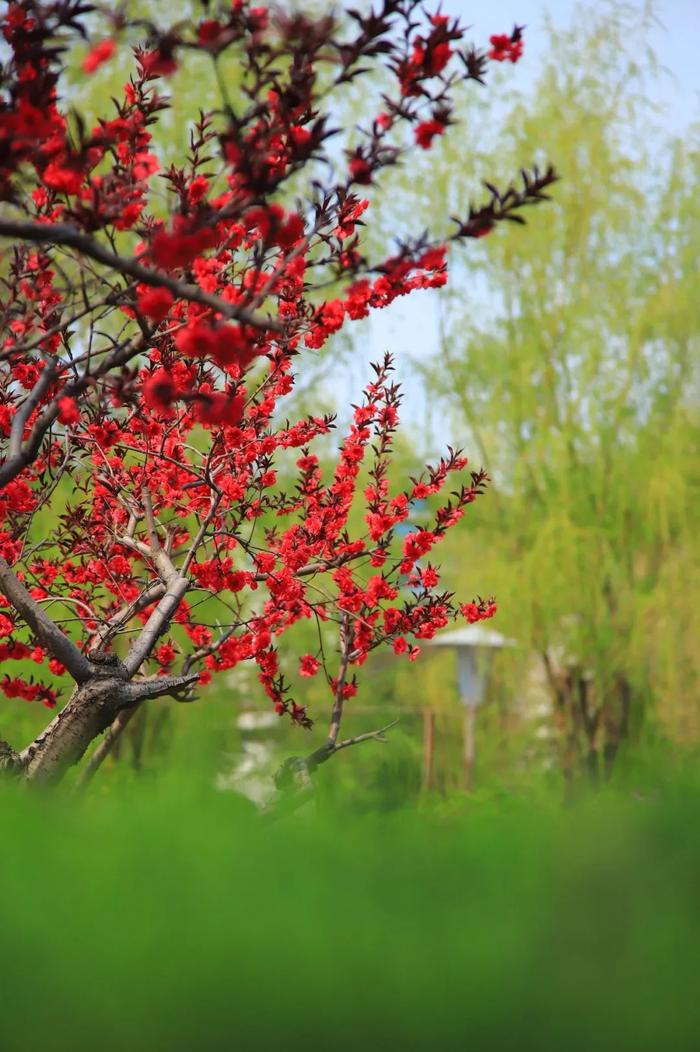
[450,0,700,127]
[333,0,700,454]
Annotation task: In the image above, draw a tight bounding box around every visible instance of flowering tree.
[0,0,555,785]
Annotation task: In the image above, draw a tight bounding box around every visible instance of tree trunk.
[14,662,199,785]
[76,704,142,789]
[602,674,632,778]
[20,675,132,784]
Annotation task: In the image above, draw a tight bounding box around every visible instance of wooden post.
[463,705,476,792]
[422,708,435,791]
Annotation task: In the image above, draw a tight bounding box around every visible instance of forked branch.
[77,673,200,790]
[0,556,94,683]
[304,718,399,772]
[333,718,400,755]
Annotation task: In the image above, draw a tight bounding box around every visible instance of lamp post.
[427,625,513,791]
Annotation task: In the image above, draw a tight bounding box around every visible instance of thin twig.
[0,218,279,331]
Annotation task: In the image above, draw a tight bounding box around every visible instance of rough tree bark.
[17,659,198,785]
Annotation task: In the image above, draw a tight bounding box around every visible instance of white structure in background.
[427,624,514,790]
[216,710,280,806]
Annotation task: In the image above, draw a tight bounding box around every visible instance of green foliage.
[1,762,700,1051]
[387,3,700,759]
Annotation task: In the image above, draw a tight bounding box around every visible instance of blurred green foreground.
[1,762,699,1052]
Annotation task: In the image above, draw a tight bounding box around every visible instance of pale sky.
[333,0,700,454]
[450,0,700,130]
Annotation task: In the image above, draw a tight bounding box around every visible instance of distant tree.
[0,1,553,784]
[402,2,700,778]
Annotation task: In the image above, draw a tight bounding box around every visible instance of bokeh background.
[1,2,699,1048]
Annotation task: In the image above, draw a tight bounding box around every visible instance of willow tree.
[383,2,700,778]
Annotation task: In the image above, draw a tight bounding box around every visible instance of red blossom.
[194,390,245,427]
[348,155,372,185]
[299,654,321,677]
[489,28,524,63]
[415,119,446,150]
[82,39,116,74]
[175,322,217,359]
[57,397,80,426]
[198,20,224,46]
[461,599,498,623]
[139,48,178,77]
[42,161,84,195]
[137,287,174,322]
[142,368,179,411]
[156,642,176,666]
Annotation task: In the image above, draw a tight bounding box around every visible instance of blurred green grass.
[1,762,699,1052]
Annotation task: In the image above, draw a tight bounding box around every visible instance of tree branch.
[0,333,149,490]
[125,671,199,702]
[268,717,399,819]
[303,718,399,771]
[90,580,167,652]
[142,486,162,554]
[0,556,94,683]
[123,573,190,676]
[6,358,59,461]
[76,672,198,789]
[180,493,222,576]
[327,612,350,747]
[0,218,279,332]
[333,718,399,754]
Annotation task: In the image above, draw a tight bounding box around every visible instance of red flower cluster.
[299,655,321,677]
[83,39,116,74]
[136,287,174,322]
[415,119,446,150]
[398,12,461,96]
[1,677,58,709]
[174,322,260,371]
[0,1,550,771]
[461,599,498,623]
[488,28,524,64]
[57,397,80,426]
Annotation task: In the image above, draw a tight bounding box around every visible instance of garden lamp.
[427,625,513,790]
